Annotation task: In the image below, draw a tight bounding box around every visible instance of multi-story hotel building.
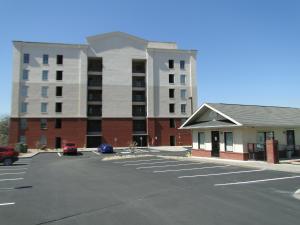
[8,32,197,148]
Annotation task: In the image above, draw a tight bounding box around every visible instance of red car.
[0,147,19,166]
[62,143,78,155]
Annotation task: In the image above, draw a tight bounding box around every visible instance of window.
[41,87,48,98]
[180,89,186,100]
[169,89,175,98]
[42,70,48,81]
[180,60,185,69]
[19,136,26,144]
[56,86,63,97]
[20,118,27,130]
[181,104,186,113]
[56,71,63,80]
[23,53,30,64]
[55,119,62,129]
[180,75,186,85]
[168,60,174,69]
[169,104,175,113]
[169,119,176,128]
[40,119,47,129]
[41,103,48,113]
[43,54,49,64]
[21,86,28,97]
[170,136,176,146]
[56,55,63,65]
[169,74,174,84]
[40,135,47,145]
[133,120,147,132]
[22,70,29,80]
[21,102,28,113]
[55,102,62,113]
[225,132,233,151]
[197,132,205,149]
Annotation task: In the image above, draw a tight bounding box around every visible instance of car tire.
[3,158,13,166]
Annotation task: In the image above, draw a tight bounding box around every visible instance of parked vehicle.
[62,143,78,155]
[0,147,19,166]
[98,144,114,154]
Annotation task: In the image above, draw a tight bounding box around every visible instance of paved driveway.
[0,152,299,225]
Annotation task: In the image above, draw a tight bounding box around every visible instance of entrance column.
[266,139,279,164]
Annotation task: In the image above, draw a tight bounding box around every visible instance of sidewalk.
[19,148,93,158]
[158,155,300,174]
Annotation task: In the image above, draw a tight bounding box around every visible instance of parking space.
[0,157,32,207]
[108,156,300,192]
[0,152,299,225]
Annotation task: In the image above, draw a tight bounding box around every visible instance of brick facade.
[102,118,133,147]
[192,149,249,160]
[266,139,279,164]
[148,118,191,146]
[8,118,86,149]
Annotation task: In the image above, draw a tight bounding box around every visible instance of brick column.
[266,139,279,164]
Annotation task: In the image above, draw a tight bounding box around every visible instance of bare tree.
[0,115,9,146]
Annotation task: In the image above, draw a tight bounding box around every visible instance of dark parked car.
[62,143,78,155]
[0,147,19,166]
[98,144,114,154]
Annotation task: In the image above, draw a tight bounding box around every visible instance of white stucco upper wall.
[147,42,177,49]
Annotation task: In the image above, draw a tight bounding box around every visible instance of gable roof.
[86,31,148,44]
[181,103,300,129]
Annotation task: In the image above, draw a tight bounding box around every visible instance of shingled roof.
[181,103,300,129]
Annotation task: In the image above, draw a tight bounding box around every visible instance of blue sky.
[0,0,300,115]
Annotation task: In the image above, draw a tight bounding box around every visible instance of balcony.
[132,105,146,117]
[87,120,101,134]
[88,90,102,102]
[133,119,146,133]
[132,60,146,74]
[88,58,102,72]
[132,77,145,88]
[132,91,146,102]
[88,75,102,87]
[87,105,102,117]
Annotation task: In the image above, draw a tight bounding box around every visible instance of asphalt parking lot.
[0,151,299,225]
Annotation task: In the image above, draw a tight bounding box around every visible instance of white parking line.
[178,169,265,179]
[153,165,231,173]
[0,202,15,206]
[137,162,206,169]
[114,158,164,164]
[0,168,28,171]
[214,175,300,186]
[123,160,179,166]
[92,151,101,156]
[0,172,26,176]
[0,178,24,182]
[57,152,62,157]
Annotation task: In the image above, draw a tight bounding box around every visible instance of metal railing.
[247,143,266,161]
[278,145,300,159]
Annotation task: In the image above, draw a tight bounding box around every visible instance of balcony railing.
[278,144,300,159]
[247,143,266,161]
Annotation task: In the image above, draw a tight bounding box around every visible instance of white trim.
[180,103,242,129]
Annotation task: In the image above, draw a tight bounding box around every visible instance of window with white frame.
[20,118,27,130]
[180,89,186,100]
[180,74,186,85]
[42,70,48,81]
[21,86,28,97]
[40,119,47,129]
[197,132,205,149]
[225,132,233,151]
[41,103,48,113]
[181,104,186,113]
[41,86,48,98]
[19,136,26,144]
[43,54,49,64]
[22,70,29,80]
[23,53,30,64]
[21,102,28,113]
[40,135,47,145]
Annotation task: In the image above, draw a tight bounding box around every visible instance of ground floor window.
[224,132,233,151]
[19,136,26,144]
[197,132,205,149]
